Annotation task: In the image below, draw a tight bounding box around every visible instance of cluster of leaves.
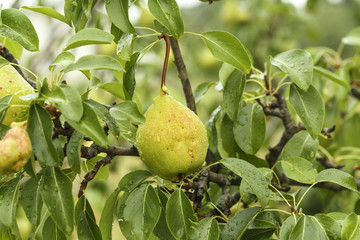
[1,0,360,239]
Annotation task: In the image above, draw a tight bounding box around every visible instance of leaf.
[223,69,245,121]
[197,218,220,240]
[166,189,199,239]
[65,101,108,146]
[281,157,317,184]
[76,196,102,240]
[99,188,120,240]
[342,27,360,46]
[98,82,125,99]
[220,158,272,208]
[280,131,319,162]
[20,177,43,226]
[289,84,325,139]
[105,0,136,34]
[201,31,252,73]
[40,167,74,235]
[109,101,145,125]
[0,8,39,51]
[315,169,358,192]
[193,81,216,104]
[52,51,75,66]
[148,0,184,39]
[313,66,350,91]
[0,37,22,59]
[220,114,238,156]
[233,103,266,154]
[22,6,71,26]
[0,95,12,116]
[341,213,360,240]
[122,184,161,239]
[118,170,153,192]
[221,207,262,240]
[314,214,341,240]
[27,104,60,166]
[66,130,83,174]
[64,55,124,72]
[65,28,114,50]
[82,156,109,181]
[0,176,21,227]
[271,49,313,91]
[117,32,134,62]
[289,215,326,240]
[123,52,140,100]
[153,188,175,240]
[41,82,83,122]
[280,214,299,240]
[42,216,67,240]
[85,99,120,138]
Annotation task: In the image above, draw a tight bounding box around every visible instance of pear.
[0,121,32,174]
[0,65,34,126]
[136,93,208,181]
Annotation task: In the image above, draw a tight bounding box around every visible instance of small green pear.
[0,65,34,126]
[0,121,32,174]
[136,93,208,181]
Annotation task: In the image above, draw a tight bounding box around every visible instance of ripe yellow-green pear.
[0,121,32,174]
[136,92,208,181]
[0,64,34,126]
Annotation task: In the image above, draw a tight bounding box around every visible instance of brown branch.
[78,155,113,198]
[169,37,197,114]
[351,88,360,100]
[0,46,37,88]
[81,144,139,159]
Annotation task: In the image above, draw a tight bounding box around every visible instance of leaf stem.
[269,184,292,208]
[263,208,292,216]
[295,182,317,211]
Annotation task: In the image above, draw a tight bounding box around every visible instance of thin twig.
[158,34,171,93]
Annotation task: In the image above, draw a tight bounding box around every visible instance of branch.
[81,144,139,159]
[351,88,360,100]
[0,46,37,88]
[169,37,197,114]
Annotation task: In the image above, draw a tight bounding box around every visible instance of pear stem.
[159,34,170,94]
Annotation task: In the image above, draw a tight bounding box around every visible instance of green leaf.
[105,0,136,34]
[342,27,360,46]
[220,114,238,157]
[223,69,245,121]
[0,222,17,240]
[0,95,12,118]
[110,101,145,125]
[118,170,153,192]
[66,130,83,174]
[41,83,83,122]
[313,66,350,91]
[341,213,360,240]
[51,51,76,68]
[20,177,43,226]
[193,81,216,104]
[289,84,325,139]
[99,188,120,240]
[0,37,23,59]
[220,158,272,208]
[122,184,161,239]
[123,52,140,100]
[27,104,59,166]
[281,157,317,184]
[0,8,39,51]
[221,207,262,240]
[315,169,358,192]
[64,55,123,72]
[82,156,109,181]
[314,214,341,240]
[22,6,71,26]
[76,196,102,240]
[117,32,134,62]
[153,188,175,240]
[271,49,313,91]
[289,215,326,240]
[233,103,265,154]
[148,0,184,39]
[42,216,67,240]
[98,82,125,100]
[85,99,120,138]
[197,218,219,240]
[0,57,10,69]
[0,176,21,227]
[201,31,252,73]
[40,167,74,235]
[166,189,199,239]
[116,120,138,144]
[280,131,319,162]
[65,28,114,50]
[280,214,299,240]
[66,101,108,146]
